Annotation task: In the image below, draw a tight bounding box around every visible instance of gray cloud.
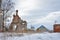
[14,0,60,30]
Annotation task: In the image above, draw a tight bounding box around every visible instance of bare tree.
[2,0,15,20]
[1,0,15,29]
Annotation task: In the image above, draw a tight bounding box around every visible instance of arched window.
[13,25,17,31]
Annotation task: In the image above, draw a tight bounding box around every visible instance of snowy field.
[0,32,60,40]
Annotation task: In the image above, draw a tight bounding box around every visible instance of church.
[9,10,27,32]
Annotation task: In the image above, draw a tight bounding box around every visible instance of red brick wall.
[54,24,60,32]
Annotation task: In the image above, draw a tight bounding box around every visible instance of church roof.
[37,25,49,32]
[54,24,60,26]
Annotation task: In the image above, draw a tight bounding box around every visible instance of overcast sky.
[14,0,60,30]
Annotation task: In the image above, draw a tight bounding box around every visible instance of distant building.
[9,10,27,32]
[37,25,49,32]
[31,25,35,30]
[54,24,60,32]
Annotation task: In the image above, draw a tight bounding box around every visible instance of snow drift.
[0,33,60,40]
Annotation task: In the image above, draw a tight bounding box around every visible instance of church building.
[9,10,27,32]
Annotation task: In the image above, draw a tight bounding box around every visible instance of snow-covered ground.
[0,32,60,40]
